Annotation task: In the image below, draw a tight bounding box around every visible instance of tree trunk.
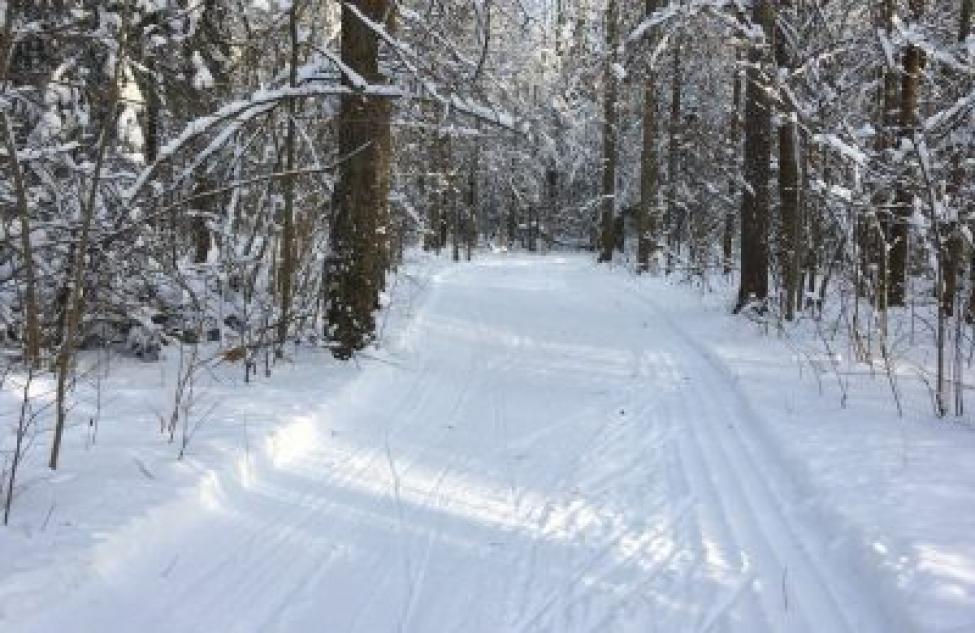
[547,165,558,253]
[636,0,659,273]
[889,0,925,307]
[467,145,478,260]
[555,0,566,58]
[51,29,124,469]
[778,121,800,320]
[724,51,743,276]
[943,54,969,319]
[452,154,461,262]
[1,4,38,366]
[961,0,973,42]
[375,4,397,291]
[277,2,299,353]
[2,113,40,367]
[191,176,213,264]
[804,139,820,311]
[140,75,161,165]
[736,0,773,312]
[437,123,450,253]
[666,36,682,274]
[953,0,973,317]
[597,0,618,263]
[420,169,432,250]
[327,0,392,359]
[870,0,898,316]
[776,0,800,320]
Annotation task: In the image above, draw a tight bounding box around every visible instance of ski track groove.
[617,273,894,633]
[399,281,522,633]
[138,340,446,630]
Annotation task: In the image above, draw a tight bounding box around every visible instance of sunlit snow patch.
[266,416,319,468]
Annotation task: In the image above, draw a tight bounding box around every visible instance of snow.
[29,111,62,144]
[626,1,685,44]
[2,254,975,632]
[123,80,403,203]
[191,52,215,91]
[611,62,627,82]
[813,133,868,167]
[342,2,522,133]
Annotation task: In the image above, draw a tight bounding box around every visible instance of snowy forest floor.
[1,252,974,632]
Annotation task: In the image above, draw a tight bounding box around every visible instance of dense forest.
[1,2,974,631]
[0,0,970,482]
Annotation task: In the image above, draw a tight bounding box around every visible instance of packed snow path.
[16,255,897,633]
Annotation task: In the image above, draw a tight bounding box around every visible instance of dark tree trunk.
[597,0,618,263]
[889,0,925,307]
[776,0,800,320]
[666,36,682,274]
[736,0,773,312]
[636,0,659,273]
[805,140,820,310]
[724,51,743,276]
[452,159,461,262]
[327,0,392,359]
[869,0,899,315]
[961,0,973,42]
[778,122,800,319]
[467,148,479,260]
[277,2,299,352]
[955,0,974,318]
[191,176,213,264]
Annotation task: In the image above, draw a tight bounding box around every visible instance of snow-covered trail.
[14,255,897,633]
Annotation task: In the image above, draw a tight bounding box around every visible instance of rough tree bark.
[666,35,682,274]
[597,0,618,263]
[326,0,392,359]
[277,1,300,353]
[467,155,477,261]
[2,113,40,367]
[736,0,773,312]
[637,0,659,273]
[374,4,397,290]
[947,0,973,316]
[452,146,461,262]
[723,51,743,276]
[776,0,801,320]
[889,0,925,307]
[1,3,39,366]
[869,0,899,317]
[51,7,126,469]
[962,0,973,42]
[437,117,450,253]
